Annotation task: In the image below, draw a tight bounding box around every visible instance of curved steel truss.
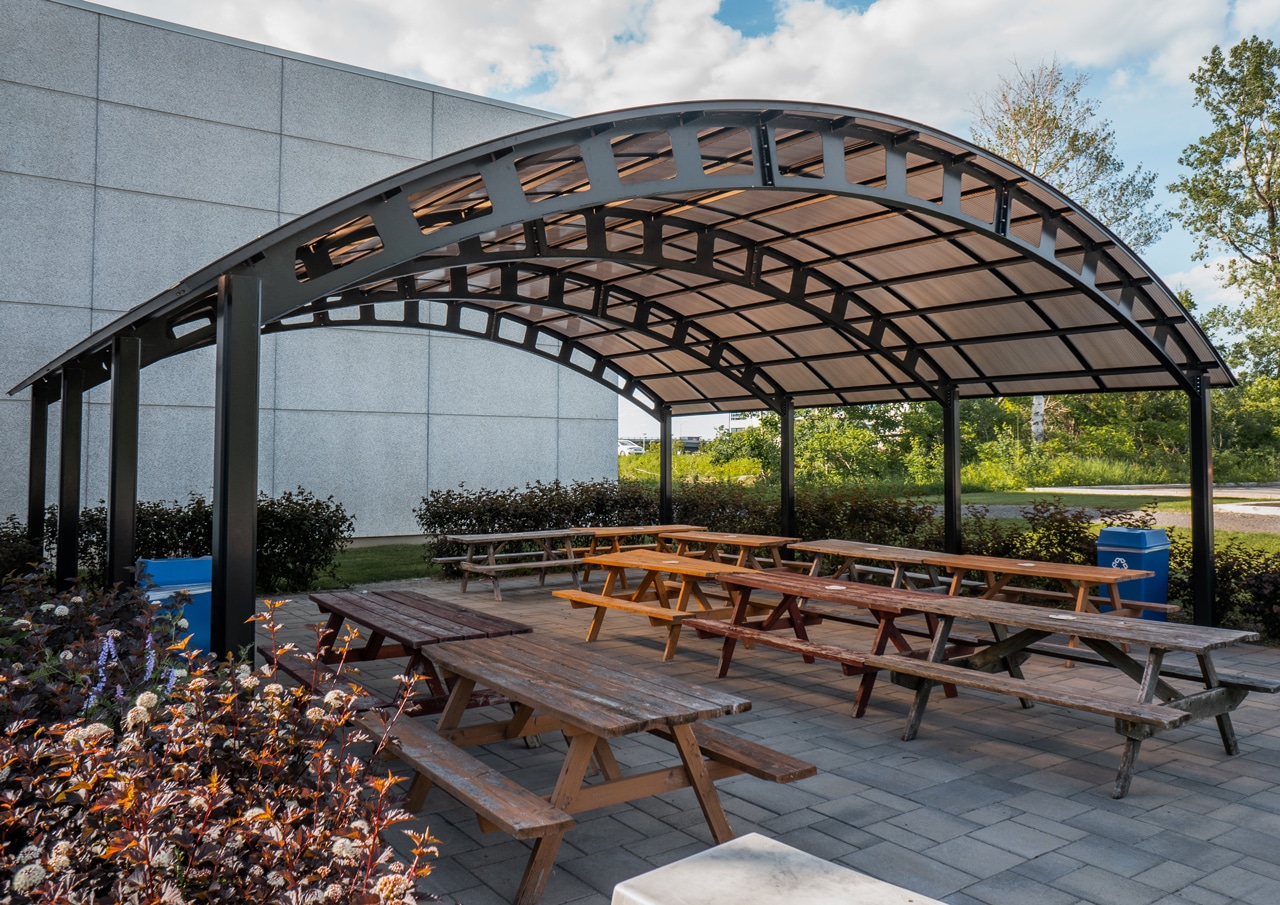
[13,101,1232,410]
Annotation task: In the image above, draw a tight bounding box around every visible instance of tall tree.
[1169,36,1280,377]
[971,58,1170,442]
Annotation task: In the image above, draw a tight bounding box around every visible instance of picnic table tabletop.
[658,530,803,569]
[443,528,591,544]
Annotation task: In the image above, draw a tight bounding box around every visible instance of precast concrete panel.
[132,405,216,503]
[0,0,98,95]
[278,137,420,216]
[91,189,280,314]
[0,83,97,182]
[282,59,434,158]
[0,399,36,517]
[0,174,95,307]
[96,104,281,209]
[427,412,560,496]
[431,92,556,157]
[98,16,283,132]
[136,346,217,410]
[558,365,625,422]
[427,335,560,418]
[271,328,430,415]
[0,302,93,392]
[558,417,618,481]
[273,409,430,537]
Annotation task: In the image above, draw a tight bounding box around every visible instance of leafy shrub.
[39,488,353,593]
[0,577,435,902]
[0,516,42,581]
[1168,535,1280,636]
[256,489,356,594]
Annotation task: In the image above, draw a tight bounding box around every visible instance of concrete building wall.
[0,0,618,538]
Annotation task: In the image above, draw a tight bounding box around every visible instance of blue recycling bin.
[136,556,212,653]
[1096,527,1170,621]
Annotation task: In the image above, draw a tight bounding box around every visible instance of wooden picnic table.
[872,591,1267,797]
[554,549,758,659]
[373,634,814,905]
[659,529,804,570]
[307,588,531,700]
[791,538,1168,618]
[440,528,590,601]
[572,524,707,583]
[690,570,973,716]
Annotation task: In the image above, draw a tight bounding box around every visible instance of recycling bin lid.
[1096,527,1170,550]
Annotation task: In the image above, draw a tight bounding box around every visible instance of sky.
[92,0,1280,437]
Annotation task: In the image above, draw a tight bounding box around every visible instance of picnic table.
[293,589,531,709]
[573,524,706,583]
[791,538,1172,618]
[554,549,757,659]
[660,529,803,570]
[688,570,974,716]
[439,528,590,600]
[873,591,1271,797]
[362,634,815,905]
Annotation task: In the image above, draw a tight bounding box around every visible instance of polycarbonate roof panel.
[13,101,1232,415]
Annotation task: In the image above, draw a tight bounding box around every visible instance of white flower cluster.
[135,691,158,709]
[12,863,45,893]
[53,605,69,618]
[124,705,150,730]
[64,723,113,744]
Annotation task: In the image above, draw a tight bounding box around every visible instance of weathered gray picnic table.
[438,528,591,600]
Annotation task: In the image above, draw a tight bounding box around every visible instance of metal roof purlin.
[10,101,1234,411]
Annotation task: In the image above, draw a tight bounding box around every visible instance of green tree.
[970,58,1170,251]
[1169,36,1280,377]
[971,58,1171,448]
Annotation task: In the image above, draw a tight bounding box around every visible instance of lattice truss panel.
[15,104,1230,414]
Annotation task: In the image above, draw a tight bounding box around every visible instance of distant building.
[1,0,617,538]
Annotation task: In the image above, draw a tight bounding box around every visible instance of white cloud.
[1163,256,1246,314]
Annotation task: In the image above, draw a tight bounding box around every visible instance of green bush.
[256,488,356,594]
[0,578,434,901]
[0,515,42,580]
[38,488,354,593]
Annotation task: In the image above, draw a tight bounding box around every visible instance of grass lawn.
[311,543,440,590]
[924,490,1258,514]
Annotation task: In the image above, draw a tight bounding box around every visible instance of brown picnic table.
[307,589,530,700]
[572,523,707,584]
[660,529,804,570]
[440,528,590,600]
[555,549,758,659]
[363,634,814,905]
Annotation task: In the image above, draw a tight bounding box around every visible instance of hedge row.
[3,487,354,594]
[416,480,1280,639]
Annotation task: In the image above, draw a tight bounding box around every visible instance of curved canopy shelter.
[11,101,1232,651]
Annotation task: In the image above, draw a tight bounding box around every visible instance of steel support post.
[212,275,261,657]
[107,336,141,587]
[56,368,83,589]
[780,397,796,539]
[1188,371,1215,626]
[659,405,674,524]
[26,380,50,550]
[942,384,962,554]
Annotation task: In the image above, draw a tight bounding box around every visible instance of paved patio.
[263,574,1280,905]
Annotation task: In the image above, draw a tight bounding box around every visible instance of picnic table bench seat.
[861,651,1192,730]
[649,722,817,784]
[355,713,576,837]
[260,645,391,711]
[797,601,988,648]
[553,588,735,624]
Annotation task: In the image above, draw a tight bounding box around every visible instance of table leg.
[488,543,502,601]
[903,614,954,741]
[669,722,734,844]
[1199,653,1240,755]
[514,733,596,905]
[1113,648,1164,798]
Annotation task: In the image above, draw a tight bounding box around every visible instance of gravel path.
[958,503,1280,534]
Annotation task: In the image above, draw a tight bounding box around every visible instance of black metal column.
[26,380,51,550]
[659,405,673,524]
[1188,371,1215,626]
[56,367,83,589]
[212,275,261,657]
[942,384,962,554]
[107,336,141,587]
[780,397,796,537]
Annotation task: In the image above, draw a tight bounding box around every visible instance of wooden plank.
[424,636,748,736]
[458,558,584,575]
[1003,640,1280,692]
[553,589,731,622]
[861,653,1190,728]
[444,529,589,544]
[374,589,531,639]
[684,618,870,671]
[649,722,817,783]
[356,715,574,839]
[797,603,986,648]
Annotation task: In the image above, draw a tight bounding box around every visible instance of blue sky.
[92,0,1280,435]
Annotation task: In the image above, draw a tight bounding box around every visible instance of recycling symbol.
[1112,556,1128,569]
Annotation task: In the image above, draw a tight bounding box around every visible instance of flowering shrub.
[0,582,436,903]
